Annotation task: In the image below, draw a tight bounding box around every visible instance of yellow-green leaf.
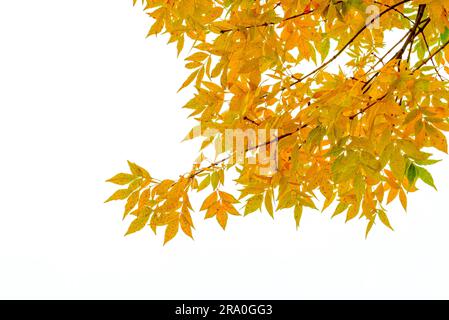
[105,188,132,203]
[378,210,394,231]
[294,205,303,230]
[244,194,263,215]
[125,207,151,236]
[106,173,135,185]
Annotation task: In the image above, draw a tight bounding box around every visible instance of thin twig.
[219,9,314,33]
[374,1,413,23]
[188,123,309,178]
[348,93,389,120]
[287,0,412,88]
[413,39,449,71]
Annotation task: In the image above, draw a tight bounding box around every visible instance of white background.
[0,1,448,299]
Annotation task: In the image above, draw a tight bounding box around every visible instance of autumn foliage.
[106,0,449,244]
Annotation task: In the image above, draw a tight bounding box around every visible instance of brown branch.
[364,28,412,77]
[288,0,412,87]
[374,1,413,23]
[408,17,430,63]
[350,6,428,121]
[413,39,449,72]
[394,5,426,62]
[243,116,261,126]
[349,93,389,120]
[362,15,430,94]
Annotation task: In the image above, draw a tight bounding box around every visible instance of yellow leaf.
[399,189,407,211]
[378,210,394,231]
[426,123,448,153]
[186,52,208,62]
[181,205,194,227]
[387,187,399,204]
[216,208,228,230]
[200,192,218,211]
[176,35,184,56]
[345,204,359,222]
[205,202,220,219]
[138,188,151,208]
[185,61,203,69]
[127,161,150,179]
[211,171,219,189]
[105,189,132,203]
[365,218,375,239]
[332,202,348,217]
[264,190,274,218]
[164,218,179,245]
[219,191,238,203]
[197,175,210,191]
[222,202,240,216]
[106,173,135,185]
[147,17,164,36]
[178,70,199,92]
[239,59,259,73]
[124,190,140,218]
[294,205,303,230]
[151,211,178,227]
[390,147,406,181]
[180,214,193,239]
[244,194,263,215]
[125,207,151,236]
[398,140,429,160]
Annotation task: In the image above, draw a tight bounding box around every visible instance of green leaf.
[406,163,417,185]
[416,166,437,190]
[441,27,449,43]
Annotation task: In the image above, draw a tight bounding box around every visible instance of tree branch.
[361,14,429,94]
[394,4,426,62]
[288,0,412,87]
[348,93,389,120]
[413,39,449,71]
[374,1,413,23]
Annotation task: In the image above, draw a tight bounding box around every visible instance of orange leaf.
[216,208,228,230]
